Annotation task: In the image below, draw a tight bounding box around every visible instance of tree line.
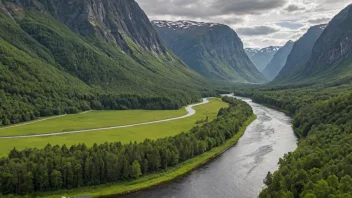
[0,91,206,127]
[0,97,253,195]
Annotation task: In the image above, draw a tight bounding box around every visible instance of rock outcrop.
[152,20,267,83]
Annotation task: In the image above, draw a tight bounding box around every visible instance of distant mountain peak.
[244,48,260,57]
[151,20,223,30]
[245,46,282,71]
[152,20,266,83]
[262,41,294,80]
[260,46,281,53]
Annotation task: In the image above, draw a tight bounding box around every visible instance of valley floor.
[26,116,257,198]
[0,98,227,157]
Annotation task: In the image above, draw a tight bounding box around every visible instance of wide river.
[117,96,298,198]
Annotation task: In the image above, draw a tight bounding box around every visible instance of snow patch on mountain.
[260,46,281,53]
[152,20,223,30]
[245,48,260,57]
[319,25,327,29]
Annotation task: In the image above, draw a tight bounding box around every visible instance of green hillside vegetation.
[234,81,352,197]
[232,5,352,197]
[0,0,216,127]
[0,97,253,196]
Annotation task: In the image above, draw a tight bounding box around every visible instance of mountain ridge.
[303,5,352,80]
[0,0,214,126]
[272,23,329,84]
[245,46,281,71]
[152,20,267,83]
[262,40,294,80]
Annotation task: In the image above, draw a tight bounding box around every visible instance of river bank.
[118,96,297,198]
[34,114,256,198]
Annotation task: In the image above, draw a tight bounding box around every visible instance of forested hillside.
[234,83,352,197]
[0,0,216,126]
[230,5,352,197]
[0,97,253,195]
[152,20,266,83]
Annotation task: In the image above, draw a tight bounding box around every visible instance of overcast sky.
[136,0,352,48]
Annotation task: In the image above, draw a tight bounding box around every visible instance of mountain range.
[245,46,281,71]
[262,41,294,80]
[273,24,326,84]
[152,20,266,83]
[0,0,213,125]
[272,4,352,85]
[302,5,352,82]
[2,0,352,126]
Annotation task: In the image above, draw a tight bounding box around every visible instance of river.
[117,96,298,198]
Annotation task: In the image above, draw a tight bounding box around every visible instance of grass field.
[37,115,256,198]
[0,108,187,136]
[0,98,228,157]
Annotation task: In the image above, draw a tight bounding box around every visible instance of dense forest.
[0,0,220,127]
[234,83,352,198]
[0,97,253,195]
[0,10,211,126]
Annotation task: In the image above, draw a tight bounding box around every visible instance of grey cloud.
[218,17,245,26]
[211,0,288,15]
[290,33,304,40]
[137,0,288,18]
[236,26,279,36]
[308,17,331,24]
[276,21,304,29]
[136,0,352,48]
[284,4,306,12]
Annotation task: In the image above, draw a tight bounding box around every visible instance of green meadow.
[0,98,228,157]
[0,108,187,136]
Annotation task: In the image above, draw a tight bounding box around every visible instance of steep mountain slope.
[245,46,281,71]
[152,20,266,83]
[0,0,211,126]
[302,5,352,82]
[2,0,205,91]
[273,24,326,83]
[262,41,294,80]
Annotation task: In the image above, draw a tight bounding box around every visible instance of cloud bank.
[136,0,352,48]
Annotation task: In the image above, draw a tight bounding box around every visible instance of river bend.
[117,96,298,198]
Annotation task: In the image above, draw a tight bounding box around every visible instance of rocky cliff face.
[0,0,207,98]
[245,46,281,71]
[6,0,168,54]
[273,24,326,83]
[262,41,294,80]
[152,20,267,83]
[272,5,352,85]
[305,5,352,76]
